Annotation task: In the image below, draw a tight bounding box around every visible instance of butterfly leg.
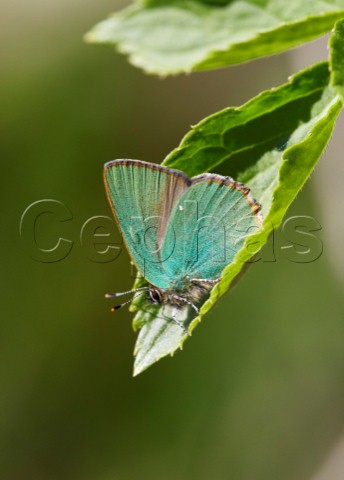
[173,295,199,316]
[190,278,219,284]
[170,306,189,334]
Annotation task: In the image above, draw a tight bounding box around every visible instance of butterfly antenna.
[110,292,145,312]
[105,286,150,299]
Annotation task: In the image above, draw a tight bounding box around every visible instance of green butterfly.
[104,160,261,330]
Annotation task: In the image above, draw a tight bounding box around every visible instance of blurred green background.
[1,1,344,479]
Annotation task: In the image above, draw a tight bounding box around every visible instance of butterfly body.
[147,278,214,307]
[104,159,262,328]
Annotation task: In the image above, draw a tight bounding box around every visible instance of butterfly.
[104,159,262,331]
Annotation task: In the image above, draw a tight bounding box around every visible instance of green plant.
[86,3,344,375]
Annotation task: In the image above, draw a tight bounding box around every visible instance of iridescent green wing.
[160,174,262,285]
[104,160,190,288]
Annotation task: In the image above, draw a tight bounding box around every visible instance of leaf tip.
[133,359,146,377]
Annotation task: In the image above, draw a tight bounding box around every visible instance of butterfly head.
[105,277,219,332]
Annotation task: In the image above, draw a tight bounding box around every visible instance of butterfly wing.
[104,160,191,288]
[160,174,262,284]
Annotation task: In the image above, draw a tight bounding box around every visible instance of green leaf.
[85,0,344,76]
[130,21,344,376]
[330,19,344,100]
